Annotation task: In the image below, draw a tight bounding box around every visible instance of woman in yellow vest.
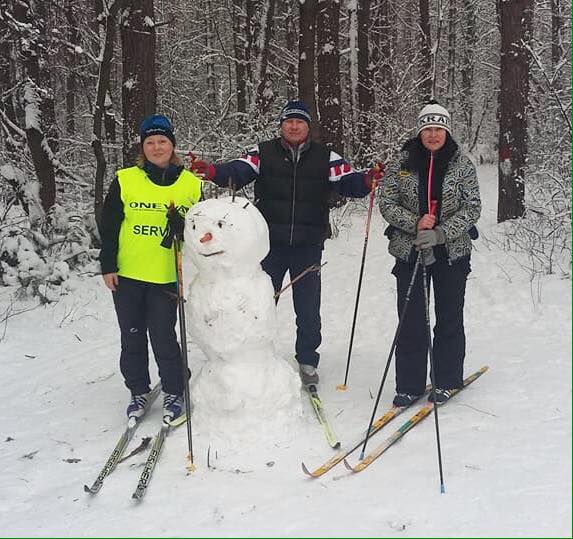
[99,114,202,422]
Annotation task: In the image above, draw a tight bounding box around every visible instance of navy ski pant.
[112,276,184,396]
[262,244,322,367]
[392,256,471,395]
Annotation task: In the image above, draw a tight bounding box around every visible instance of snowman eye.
[192,224,196,230]
[217,220,224,228]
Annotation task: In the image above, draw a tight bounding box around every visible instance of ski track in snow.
[0,164,570,537]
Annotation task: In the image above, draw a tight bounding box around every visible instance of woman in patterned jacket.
[379,101,481,406]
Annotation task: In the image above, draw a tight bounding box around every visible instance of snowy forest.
[0,0,571,298]
[0,1,572,537]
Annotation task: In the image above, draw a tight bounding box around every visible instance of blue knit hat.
[139,114,176,146]
[279,100,312,124]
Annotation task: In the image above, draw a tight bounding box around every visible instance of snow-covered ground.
[0,165,570,537]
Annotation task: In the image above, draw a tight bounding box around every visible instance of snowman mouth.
[201,250,225,257]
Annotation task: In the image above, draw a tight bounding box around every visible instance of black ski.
[84,383,161,495]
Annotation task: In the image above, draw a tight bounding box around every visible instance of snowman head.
[184,196,269,273]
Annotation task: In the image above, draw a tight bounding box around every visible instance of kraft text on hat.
[416,101,452,135]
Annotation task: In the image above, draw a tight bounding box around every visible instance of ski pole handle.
[429,199,438,217]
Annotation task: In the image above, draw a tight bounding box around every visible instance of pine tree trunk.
[298,0,320,142]
[317,0,342,153]
[93,0,124,224]
[374,0,395,120]
[11,0,56,213]
[497,0,533,223]
[121,0,157,166]
[551,0,563,69]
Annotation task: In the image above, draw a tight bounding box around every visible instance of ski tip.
[331,441,341,450]
[83,484,94,494]
[343,458,353,471]
[336,384,347,391]
[301,462,312,476]
[168,413,188,428]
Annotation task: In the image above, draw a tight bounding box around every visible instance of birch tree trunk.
[460,0,476,137]
[357,0,375,163]
[447,0,457,101]
[232,0,248,130]
[204,0,217,113]
[418,0,432,101]
[285,0,297,99]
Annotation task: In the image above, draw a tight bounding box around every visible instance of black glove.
[160,208,185,249]
[413,226,446,251]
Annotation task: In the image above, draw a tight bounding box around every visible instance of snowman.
[184,196,302,445]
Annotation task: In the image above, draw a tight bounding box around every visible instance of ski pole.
[359,250,423,459]
[274,262,327,300]
[421,252,445,493]
[423,154,445,493]
[337,174,378,391]
[173,235,196,473]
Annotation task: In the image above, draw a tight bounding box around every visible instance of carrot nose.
[199,232,213,243]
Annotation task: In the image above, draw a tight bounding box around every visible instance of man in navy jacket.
[191,100,380,385]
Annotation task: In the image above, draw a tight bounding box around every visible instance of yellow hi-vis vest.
[116,166,202,283]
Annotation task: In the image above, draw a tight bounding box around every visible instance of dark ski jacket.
[212,137,370,247]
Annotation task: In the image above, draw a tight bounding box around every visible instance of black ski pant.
[262,244,322,368]
[392,256,471,395]
[112,276,184,396]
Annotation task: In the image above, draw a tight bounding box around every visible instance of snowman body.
[184,196,301,443]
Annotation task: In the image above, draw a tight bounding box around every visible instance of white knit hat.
[416,102,452,135]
